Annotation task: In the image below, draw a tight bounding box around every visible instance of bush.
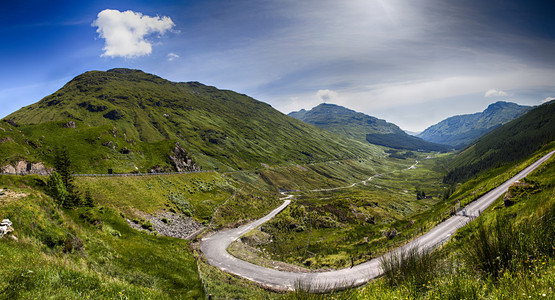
[46,172,68,206]
[62,234,84,253]
[79,208,103,229]
[41,227,66,248]
[141,220,153,231]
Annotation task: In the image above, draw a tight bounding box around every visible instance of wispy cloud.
[542,97,555,103]
[316,89,339,102]
[92,9,175,58]
[167,53,179,61]
[485,89,508,97]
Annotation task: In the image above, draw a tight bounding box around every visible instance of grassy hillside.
[418,101,531,148]
[289,103,401,141]
[1,69,380,173]
[289,103,450,152]
[0,175,204,299]
[444,100,555,184]
[355,147,555,299]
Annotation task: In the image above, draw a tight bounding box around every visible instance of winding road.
[200,150,555,291]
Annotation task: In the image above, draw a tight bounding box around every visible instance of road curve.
[200,150,555,291]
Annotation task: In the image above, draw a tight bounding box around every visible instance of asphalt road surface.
[200,150,555,291]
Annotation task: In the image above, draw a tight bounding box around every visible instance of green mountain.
[418,101,531,149]
[1,69,379,173]
[444,100,555,183]
[289,103,449,152]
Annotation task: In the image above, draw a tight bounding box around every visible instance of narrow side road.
[200,150,555,292]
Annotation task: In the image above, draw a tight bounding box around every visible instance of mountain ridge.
[1,68,381,173]
[418,101,531,148]
[289,103,450,152]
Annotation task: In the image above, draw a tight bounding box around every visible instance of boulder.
[169,142,200,172]
[63,121,76,128]
[0,161,51,175]
[0,219,14,238]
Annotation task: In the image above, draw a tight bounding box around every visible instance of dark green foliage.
[40,227,67,248]
[366,133,450,152]
[141,220,153,231]
[444,101,555,183]
[45,171,68,206]
[52,147,81,208]
[416,189,426,200]
[442,185,456,201]
[78,208,103,228]
[387,150,416,160]
[83,190,95,207]
[62,234,84,253]
[418,101,531,148]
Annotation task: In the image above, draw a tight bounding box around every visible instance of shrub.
[46,172,68,206]
[41,227,66,248]
[62,234,84,253]
[141,220,153,231]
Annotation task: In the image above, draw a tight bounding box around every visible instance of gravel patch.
[127,211,205,240]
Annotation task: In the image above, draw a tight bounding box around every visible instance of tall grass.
[465,204,555,279]
[289,279,356,299]
[380,246,441,291]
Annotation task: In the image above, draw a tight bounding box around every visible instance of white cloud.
[167,53,179,61]
[485,89,508,97]
[542,97,555,103]
[316,89,339,102]
[92,9,175,58]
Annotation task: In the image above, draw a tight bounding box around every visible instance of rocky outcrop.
[0,137,14,144]
[0,161,51,175]
[503,180,536,207]
[63,121,76,128]
[0,219,16,240]
[169,142,200,172]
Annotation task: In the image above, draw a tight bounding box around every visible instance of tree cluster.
[46,147,94,208]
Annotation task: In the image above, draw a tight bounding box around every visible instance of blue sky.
[1,0,554,131]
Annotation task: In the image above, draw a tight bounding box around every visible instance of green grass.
[247,153,454,270]
[74,172,234,221]
[0,175,204,299]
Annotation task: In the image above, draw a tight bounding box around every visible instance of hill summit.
[1,69,379,173]
[418,101,531,149]
[289,103,449,152]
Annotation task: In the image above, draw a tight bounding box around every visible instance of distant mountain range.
[288,103,450,152]
[444,100,555,183]
[0,69,379,173]
[418,101,531,149]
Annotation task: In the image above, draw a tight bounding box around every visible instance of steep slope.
[289,103,400,141]
[418,101,531,148]
[444,100,555,183]
[1,69,379,173]
[289,103,449,152]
